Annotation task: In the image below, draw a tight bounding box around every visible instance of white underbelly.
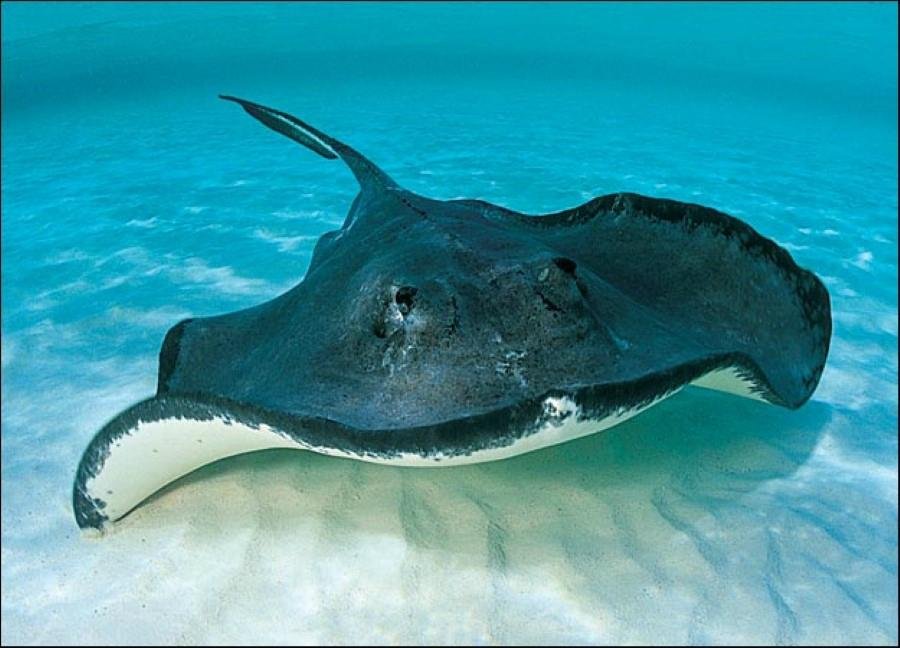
[83,363,762,527]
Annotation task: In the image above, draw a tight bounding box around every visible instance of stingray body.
[72,96,832,530]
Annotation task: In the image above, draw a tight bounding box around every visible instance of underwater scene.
[1,2,897,645]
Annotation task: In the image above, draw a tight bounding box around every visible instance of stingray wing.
[462,192,832,408]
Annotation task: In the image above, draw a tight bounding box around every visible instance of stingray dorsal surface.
[72,97,832,531]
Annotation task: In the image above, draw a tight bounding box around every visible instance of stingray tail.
[219,94,397,191]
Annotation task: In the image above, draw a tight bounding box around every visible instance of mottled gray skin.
[72,96,831,529]
[158,98,830,428]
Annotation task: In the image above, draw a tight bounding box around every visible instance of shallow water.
[2,3,897,645]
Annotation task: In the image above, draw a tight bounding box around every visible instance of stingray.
[72,96,832,530]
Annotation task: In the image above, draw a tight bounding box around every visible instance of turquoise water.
[2,3,897,644]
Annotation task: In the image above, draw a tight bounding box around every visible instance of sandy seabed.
[3,385,897,645]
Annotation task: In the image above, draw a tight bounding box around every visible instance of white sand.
[2,386,897,645]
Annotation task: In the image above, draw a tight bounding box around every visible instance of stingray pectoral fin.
[72,396,305,531]
[219,94,398,190]
[506,192,832,408]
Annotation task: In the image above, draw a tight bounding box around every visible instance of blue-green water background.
[2,2,897,644]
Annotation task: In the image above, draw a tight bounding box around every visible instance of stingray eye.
[395,286,418,315]
[552,257,577,276]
